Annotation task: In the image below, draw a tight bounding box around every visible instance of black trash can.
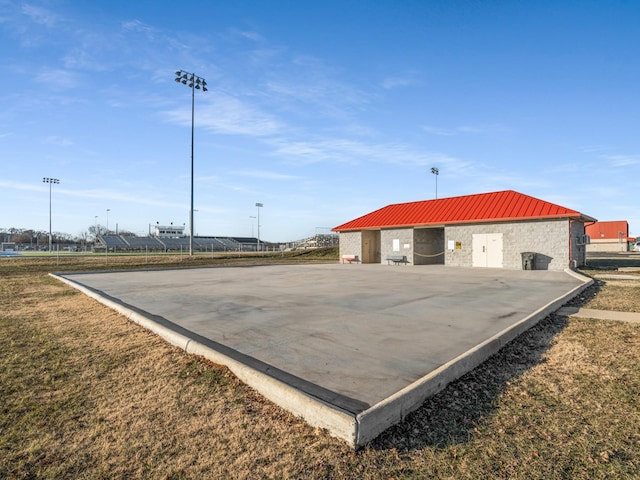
[521,252,536,270]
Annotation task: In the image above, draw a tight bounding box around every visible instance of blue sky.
[1,0,638,241]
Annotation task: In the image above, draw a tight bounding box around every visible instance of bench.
[341,255,359,264]
[386,255,408,265]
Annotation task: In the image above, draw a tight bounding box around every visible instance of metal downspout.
[569,220,574,269]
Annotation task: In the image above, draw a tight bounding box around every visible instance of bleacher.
[100,235,129,250]
[231,237,260,251]
[194,237,229,250]
[121,236,164,250]
[93,235,273,253]
[157,237,191,250]
[281,233,339,251]
[217,237,239,250]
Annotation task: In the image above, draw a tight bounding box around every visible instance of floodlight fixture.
[430,167,439,199]
[42,177,60,252]
[174,69,208,255]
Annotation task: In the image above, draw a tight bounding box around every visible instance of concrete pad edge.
[51,273,359,447]
[52,273,193,349]
[185,341,357,445]
[354,270,594,447]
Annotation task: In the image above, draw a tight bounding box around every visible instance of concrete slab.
[54,264,591,447]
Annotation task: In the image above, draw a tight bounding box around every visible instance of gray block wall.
[444,219,573,271]
[339,218,585,270]
[571,220,588,266]
[338,231,362,260]
[381,228,413,264]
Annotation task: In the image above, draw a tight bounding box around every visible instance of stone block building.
[333,190,596,271]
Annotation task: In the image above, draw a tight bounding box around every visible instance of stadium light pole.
[175,69,208,256]
[431,167,439,199]
[255,203,263,251]
[42,177,59,252]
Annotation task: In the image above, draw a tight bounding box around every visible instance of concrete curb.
[352,269,594,446]
[51,273,360,445]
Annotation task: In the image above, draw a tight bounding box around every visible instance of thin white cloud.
[424,125,482,136]
[121,19,157,40]
[66,187,178,208]
[0,179,43,193]
[381,73,420,90]
[265,77,370,114]
[580,145,607,154]
[22,3,59,27]
[122,19,153,32]
[422,126,456,136]
[267,136,470,170]
[0,179,179,209]
[229,28,263,42]
[165,93,283,137]
[603,154,639,167]
[262,54,372,116]
[422,124,501,136]
[35,68,80,89]
[249,47,284,65]
[62,41,110,71]
[457,126,483,134]
[230,169,300,180]
[44,135,73,147]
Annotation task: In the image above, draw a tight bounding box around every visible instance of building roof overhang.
[333,190,597,232]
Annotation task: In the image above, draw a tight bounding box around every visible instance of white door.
[472,234,487,267]
[472,233,503,268]
[486,233,503,268]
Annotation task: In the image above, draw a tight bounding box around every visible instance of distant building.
[585,220,632,252]
[333,190,596,271]
[154,224,185,238]
[1,242,16,252]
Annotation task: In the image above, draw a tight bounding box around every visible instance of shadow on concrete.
[369,280,602,452]
[533,253,552,270]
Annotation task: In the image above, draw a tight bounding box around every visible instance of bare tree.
[88,224,107,238]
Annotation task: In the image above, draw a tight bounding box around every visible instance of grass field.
[1,253,639,479]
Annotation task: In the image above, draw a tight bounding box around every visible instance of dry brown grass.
[0,247,339,275]
[1,273,349,479]
[1,265,639,479]
[579,273,640,313]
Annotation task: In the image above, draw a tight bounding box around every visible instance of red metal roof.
[585,220,630,240]
[333,190,596,232]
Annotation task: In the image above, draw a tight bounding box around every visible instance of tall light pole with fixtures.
[175,69,208,256]
[255,203,263,251]
[431,167,439,199]
[42,177,59,252]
